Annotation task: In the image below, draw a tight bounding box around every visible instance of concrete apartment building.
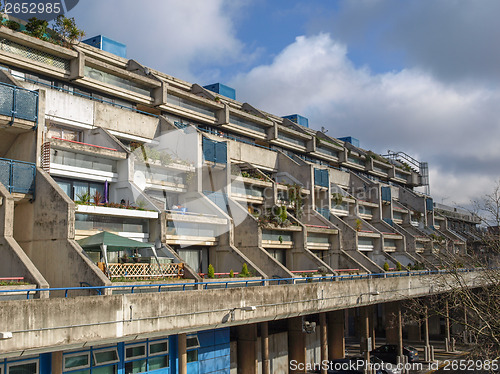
[0,20,484,374]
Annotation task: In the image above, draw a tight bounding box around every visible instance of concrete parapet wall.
[0,184,48,292]
[0,271,486,357]
[14,169,111,290]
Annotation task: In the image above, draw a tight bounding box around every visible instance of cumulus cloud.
[311,0,500,84]
[67,0,247,81]
[231,33,500,205]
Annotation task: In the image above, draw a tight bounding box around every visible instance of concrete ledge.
[0,271,487,357]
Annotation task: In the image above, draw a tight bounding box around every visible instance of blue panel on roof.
[338,136,360,147]
[282,114,309,128]
[83,35,127,58]
[203,83,236,100]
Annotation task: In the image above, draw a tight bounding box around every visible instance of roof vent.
[203,83,236,100]
[338,136,359,147]
[82,35,127,58]
[282,114,309,128]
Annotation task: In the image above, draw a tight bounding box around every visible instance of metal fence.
[0,158,36,194]
[0,81,38,123]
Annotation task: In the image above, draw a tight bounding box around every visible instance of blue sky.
[66,0,500,206]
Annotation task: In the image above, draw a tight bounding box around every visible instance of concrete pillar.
[370,305,376,348]
[288,317,306,374]
[328,310,345,359]
[179,333,187,374]
[51,351,62,374]
[320,313,328,374]
[261,322,270,374]
[360,307,370,354]
[385,303,403,357]
[444,300,451,351]
[238,324,258,374]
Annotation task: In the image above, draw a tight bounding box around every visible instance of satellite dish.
[134,171,146,191]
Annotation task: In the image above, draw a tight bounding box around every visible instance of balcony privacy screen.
[0,82,38,123]
[202,137,227,164]
[0,158,36,194]
[314,168,329,187]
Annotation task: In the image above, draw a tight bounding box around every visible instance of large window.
[84,66,152,97]
[7,360,38,374]
[54,177,104,201]
[48,125,82,142]
[167,94,215,118]
[124,340,169,374]
[51,149,117,173]
[229,115,267,134]
[186,335,200,363]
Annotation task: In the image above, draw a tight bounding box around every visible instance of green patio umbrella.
[77,231,153,252]
[77,231,158,276]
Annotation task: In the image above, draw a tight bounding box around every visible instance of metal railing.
[0,268,485,300]
[0,81,38,124]
[16,75,158,118]
[0,157,36,195]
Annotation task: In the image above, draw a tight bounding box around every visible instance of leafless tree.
[405,180,500,363]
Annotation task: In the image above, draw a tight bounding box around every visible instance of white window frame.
[186,334,200,350]
[63,351,90,372]
[125,342,147,361]
[7,359,39,374]
[148,339,169,357]
[92,347,120,366]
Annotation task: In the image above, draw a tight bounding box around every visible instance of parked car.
[369,355,402,374]
[370,344,419,364]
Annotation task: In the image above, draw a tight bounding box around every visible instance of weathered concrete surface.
[0,271,485,358]
[0,184,48,291]
[13,169,111,291]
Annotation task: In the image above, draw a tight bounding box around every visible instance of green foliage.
[278,235,283,244]
[53,15,85,46]
[332,192,343,206]
[135,199,147,210]
[207,264,215,279]
[240,263,250,277]
[25,17,48,39]
[76,192,91,204]
[229,269,234,278]
[396,261,402,271]
[383,262,390,271]
[5,20,20,31]
[355,219,362,231]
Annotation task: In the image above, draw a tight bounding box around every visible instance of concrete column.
[179,333,187,374]
[261,322,270,374]
[385,303,403,357]
[370,305,376,348]
[288,317,306,374]
[238,324,258,374]
[444,300,451,351]
[320,313,328,374]
[51,351,63,374]
[328,310,345,359]
[360,307,370,354]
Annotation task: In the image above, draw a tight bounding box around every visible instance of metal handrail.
[0,268,487,300]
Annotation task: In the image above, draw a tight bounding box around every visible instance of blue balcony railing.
[0,158,36,195]
[0,82,39,124]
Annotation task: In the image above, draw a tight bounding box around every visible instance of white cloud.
[69,0,246,81]
[231,33,500,205]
